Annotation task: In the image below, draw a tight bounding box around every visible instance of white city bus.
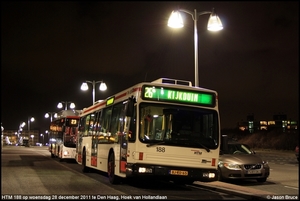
[48,110,80,161]
[76,78,221,184]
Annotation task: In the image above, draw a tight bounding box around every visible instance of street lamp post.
[17,122,25,144]
[45,130,49,145]
[168,8,223,87]
[81,80,107,104]
[30,135,34,146]
[57,101,75,110]
[40,134,44,145]
[27,117,35,136]
[45,112,57,122]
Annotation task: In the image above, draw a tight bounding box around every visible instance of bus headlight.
[138,167,153,173]
[203,172,215,178]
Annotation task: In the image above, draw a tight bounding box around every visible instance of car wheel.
[257,178,267,182]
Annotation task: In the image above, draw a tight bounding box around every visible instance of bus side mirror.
[221,135,228,153]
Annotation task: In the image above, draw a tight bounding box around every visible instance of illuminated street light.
[81,80,107,104]
[168,8,223,87]
[45,112,57,122]
[57,101,75,110]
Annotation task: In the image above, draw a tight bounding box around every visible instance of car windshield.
[226,143,252,154]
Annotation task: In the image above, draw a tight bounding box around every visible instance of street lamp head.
[168,10,184,28]
[57,102,63,109]
[207,9,223,32]
[99,82,107,91]
[69,102,75,109]
[81,82,89,91]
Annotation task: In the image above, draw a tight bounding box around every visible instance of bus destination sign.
[142,85,215,107]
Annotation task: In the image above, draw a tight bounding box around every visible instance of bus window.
[101,107,112,135]
[110,103,124,142]
[94,111,102,135]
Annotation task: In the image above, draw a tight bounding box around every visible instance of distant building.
[237,114,298,133]
[2,129,40,146]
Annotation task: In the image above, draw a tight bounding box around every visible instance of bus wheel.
[108,153,119,184]
[82,149,89,173]
[51,153,55,158]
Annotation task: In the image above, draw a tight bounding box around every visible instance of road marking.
[284,186,299,190]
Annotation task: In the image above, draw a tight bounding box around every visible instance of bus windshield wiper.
[195,141,210,152]
[146,141,165,147]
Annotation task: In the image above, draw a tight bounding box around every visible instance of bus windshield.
[63,126,77,148]
[139,103,219,150]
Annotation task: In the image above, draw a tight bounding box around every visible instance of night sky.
[1,1,299,132]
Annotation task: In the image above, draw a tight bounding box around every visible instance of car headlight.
[222,162,242,170]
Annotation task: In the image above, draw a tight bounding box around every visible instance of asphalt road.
[1,145,298,200]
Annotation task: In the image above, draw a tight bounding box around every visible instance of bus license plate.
[170,170,188,176]
[247,170,261,174]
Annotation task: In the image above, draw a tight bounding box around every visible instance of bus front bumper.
[125,163,218,182]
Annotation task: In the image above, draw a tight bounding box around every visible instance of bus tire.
[82,149,89,173]
[108,153,120,184]
[51,153,55,158]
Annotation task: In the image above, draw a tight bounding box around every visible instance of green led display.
[142,86,215,107]
[106,97,115,106]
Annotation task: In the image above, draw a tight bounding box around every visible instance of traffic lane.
[1,146,124,195]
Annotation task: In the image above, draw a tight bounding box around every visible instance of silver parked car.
[218,141,270,182]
